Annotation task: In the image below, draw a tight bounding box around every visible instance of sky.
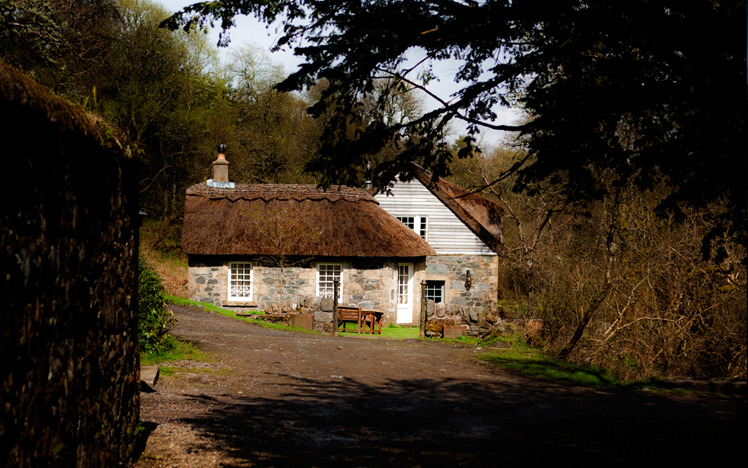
[157,0,521,147]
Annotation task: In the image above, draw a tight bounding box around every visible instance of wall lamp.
[465,269,473,291]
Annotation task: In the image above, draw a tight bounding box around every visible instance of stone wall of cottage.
[188,255,500,329]
[254,264,316,308]
[187,258,404,322]
[425,254,499,310]
[187,256,227,306]
[1,64,140,466]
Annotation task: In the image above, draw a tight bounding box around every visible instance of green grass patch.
[475,337,681,392]
[436,334,481,345]
[165,294,247,314]
[477,346,621,387]
[158,366,176,377]
[140,337,209,366]
[379,324,420,340]
[340,323,421,340]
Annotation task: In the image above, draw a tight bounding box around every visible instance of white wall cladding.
[375,178,496,255]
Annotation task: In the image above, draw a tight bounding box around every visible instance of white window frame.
[425,280,445,303]
[317,263,343,299]
[228,261,253,302]
[396,215,428,240]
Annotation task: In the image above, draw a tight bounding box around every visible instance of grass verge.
[166,295,425,340]
[164,294,318,334]
[340,323,421,340]
[477,348,621,387]
[473,332,620,387]
[140,337,209,366]
[379,325,420,340]
[472,333,676,391]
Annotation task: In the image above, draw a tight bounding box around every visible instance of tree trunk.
[558,189,620,359]
[558,283,612,359]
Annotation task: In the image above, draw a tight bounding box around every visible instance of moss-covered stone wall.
[0,63,140,466]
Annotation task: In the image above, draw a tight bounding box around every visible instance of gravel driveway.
[135,305,744,467]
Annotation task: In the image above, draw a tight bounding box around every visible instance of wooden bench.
[337,306,362,333]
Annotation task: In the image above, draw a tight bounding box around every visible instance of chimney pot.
[207,143,234,188]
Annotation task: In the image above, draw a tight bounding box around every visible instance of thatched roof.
[0,62,132,157]
[409,164,505,255]
[182,183,436,257]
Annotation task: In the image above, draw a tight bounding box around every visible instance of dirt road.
[136,305,744,467]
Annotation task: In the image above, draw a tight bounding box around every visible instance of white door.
[396,263,413,324]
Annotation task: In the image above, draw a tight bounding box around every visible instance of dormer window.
[396,215,427,240]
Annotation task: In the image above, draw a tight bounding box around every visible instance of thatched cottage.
[183,151,504,327]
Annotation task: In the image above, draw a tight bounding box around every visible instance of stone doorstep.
[140,365,159,391]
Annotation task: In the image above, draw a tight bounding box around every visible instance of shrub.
[138,256,173,354]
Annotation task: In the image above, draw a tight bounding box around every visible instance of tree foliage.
[164,0,746,245]
[1,0,327,228]
[224,46,321,184]
[0,0,120,99]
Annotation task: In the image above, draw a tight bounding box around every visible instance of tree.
[448,148,746,379]
[101,0,228,221]
[240,201,323,307]
[0,0,120,99]
[225,46,321,184]
[138,256,174,354]
[163,0,746,247]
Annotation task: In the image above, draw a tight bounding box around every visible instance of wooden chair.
[361,310,383,334]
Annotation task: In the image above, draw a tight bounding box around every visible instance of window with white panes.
[317,264,342,299]
[228,262,252,301]
[396,215,427,240]
[425,280,445,303]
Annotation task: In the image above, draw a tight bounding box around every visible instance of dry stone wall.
[424,301,543,341]
[0,64,140,466]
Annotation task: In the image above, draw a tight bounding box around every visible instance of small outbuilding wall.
[425,254,499,310]
[0,63,140,466]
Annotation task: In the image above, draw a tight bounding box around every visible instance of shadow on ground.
[175,372,744,467]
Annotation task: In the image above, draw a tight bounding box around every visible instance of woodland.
[1,0,745,380]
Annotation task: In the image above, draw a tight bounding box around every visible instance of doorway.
[396,263,413,324]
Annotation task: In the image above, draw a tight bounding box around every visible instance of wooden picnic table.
[337,306,383,334]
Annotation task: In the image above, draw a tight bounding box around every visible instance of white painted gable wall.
[375,178,496,255]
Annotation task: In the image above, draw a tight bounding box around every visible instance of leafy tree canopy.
[163,0,746,246]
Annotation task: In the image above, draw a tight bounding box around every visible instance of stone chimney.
[206,144,235,189]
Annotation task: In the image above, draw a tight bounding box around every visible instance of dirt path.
[136,305,744,467]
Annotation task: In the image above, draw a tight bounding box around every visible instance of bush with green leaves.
[138,256,173,354]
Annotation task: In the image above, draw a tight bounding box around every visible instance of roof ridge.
[186,182,377,203]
